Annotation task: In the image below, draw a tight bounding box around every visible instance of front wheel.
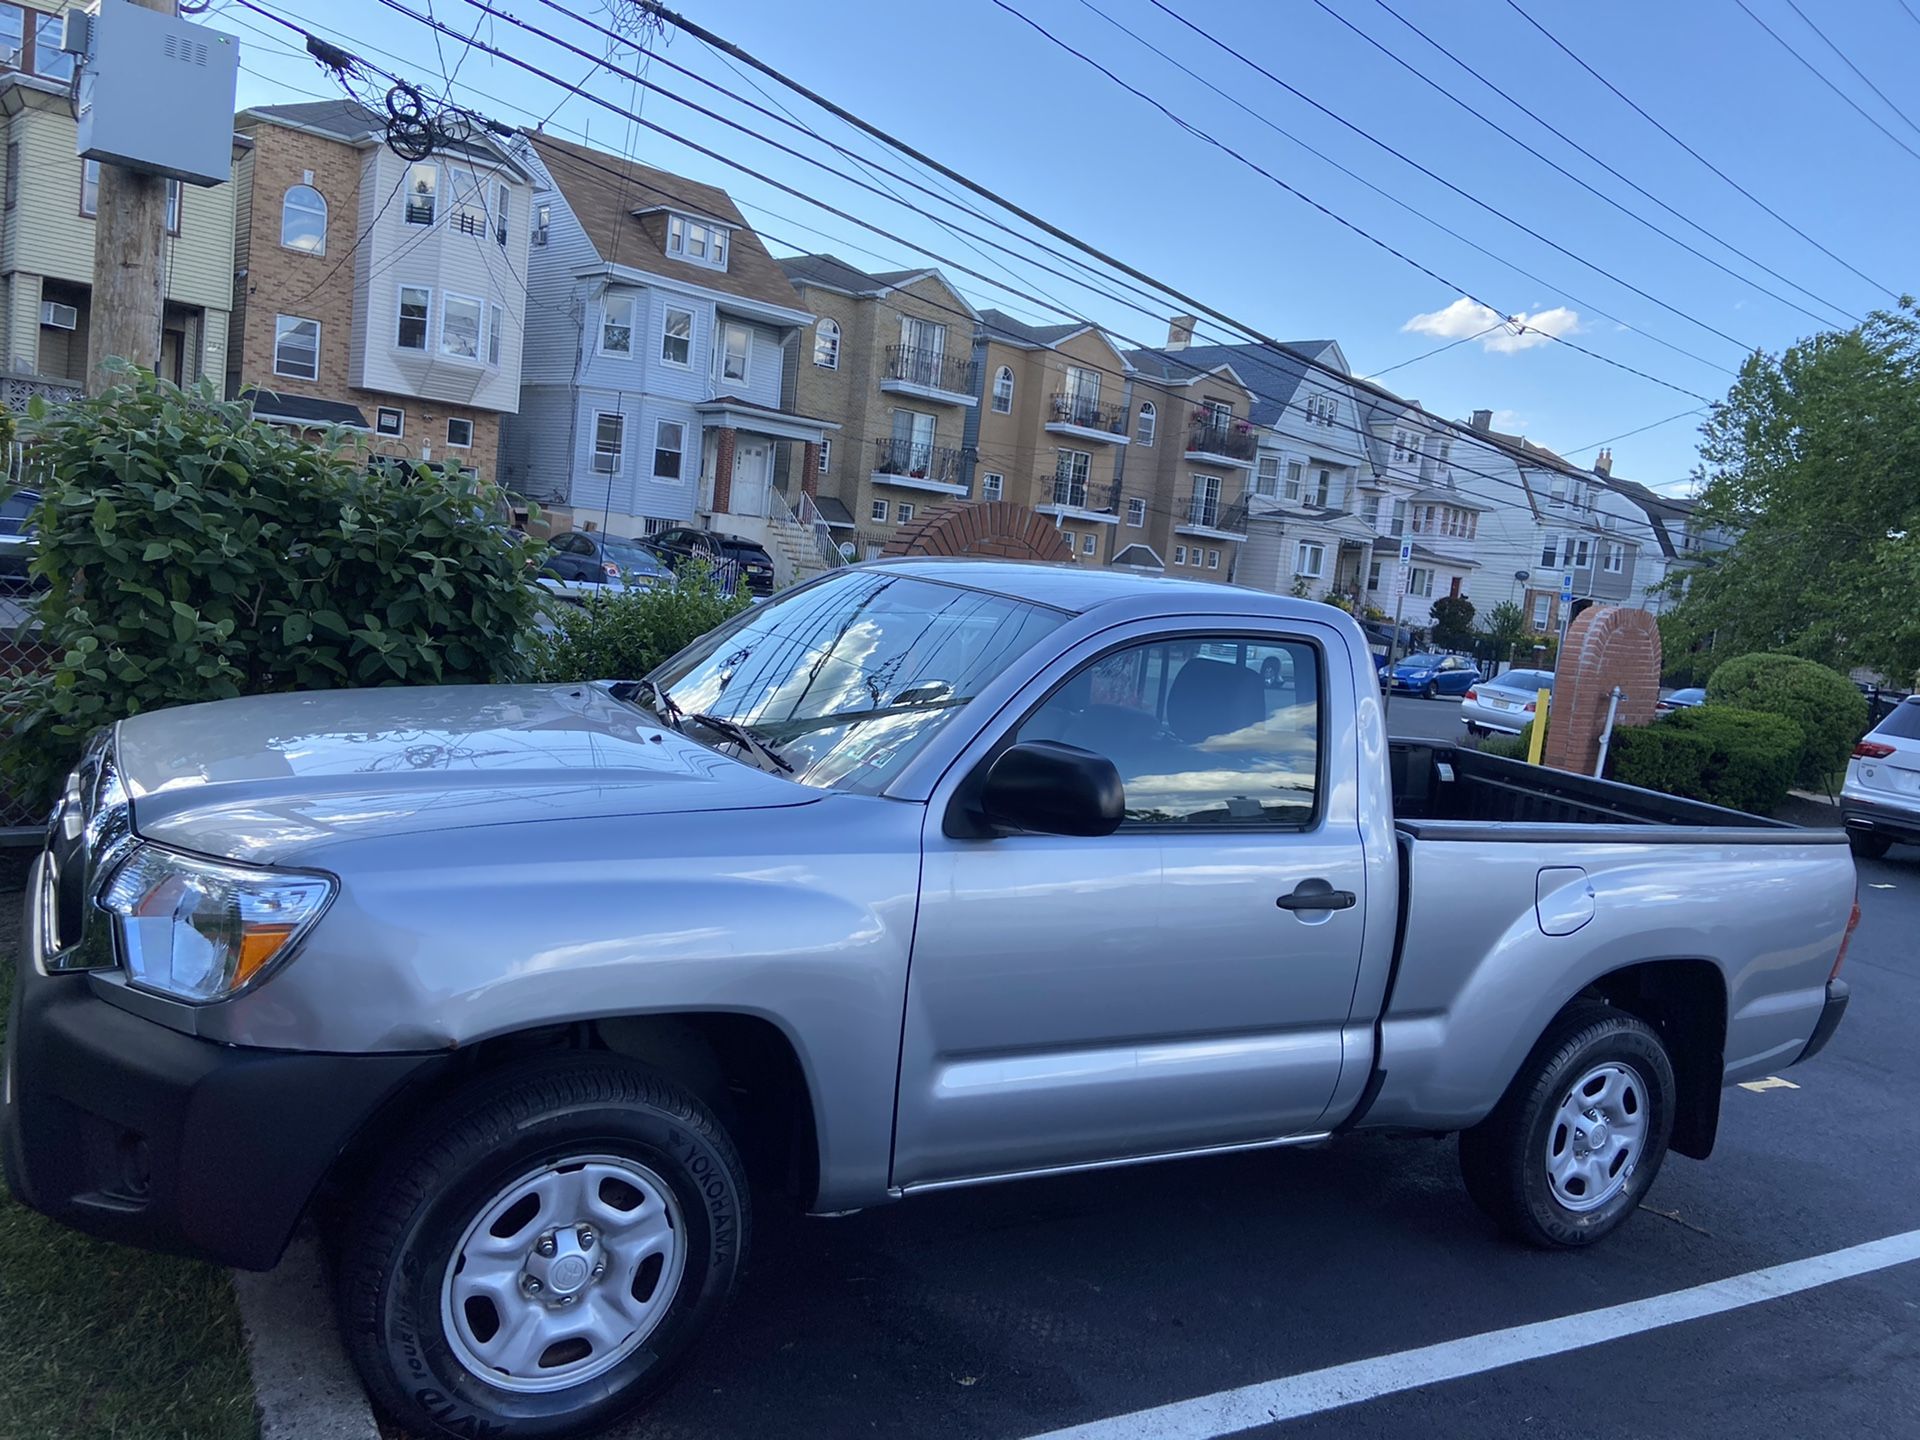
[1459,1002,1675,1248]
[341,1058,749,1439]
[1424,681,1438,700]
[1848,831,1892,859]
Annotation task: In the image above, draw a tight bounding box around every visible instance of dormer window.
[667,213,730,270]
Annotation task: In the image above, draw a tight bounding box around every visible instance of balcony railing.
[1182,496,1248,535]
[872,436,966,489]
[883,344,977,397]
[0,370,83,414]
[1186,418,1259,463]
[1047,391,1126,435]
[1051,469,1092,509]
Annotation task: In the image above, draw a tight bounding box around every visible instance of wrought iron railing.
[1186,418,1259,462]
[883,344,977,396]
[872,437,966,488]
[1047,391,1126,434]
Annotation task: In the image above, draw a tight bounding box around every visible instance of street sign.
[1560,575,1574,604]
[1398,539,1413,564]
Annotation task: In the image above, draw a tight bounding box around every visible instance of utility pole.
[86,0,177,394]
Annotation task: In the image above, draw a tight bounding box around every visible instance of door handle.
[1277,881,1357,912]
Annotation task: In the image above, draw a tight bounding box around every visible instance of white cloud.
[1490,409,1529,433]
[1402,297,1582,353]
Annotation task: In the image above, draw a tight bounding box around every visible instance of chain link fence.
[0,627,52,841]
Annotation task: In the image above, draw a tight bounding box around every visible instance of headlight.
[99,846,335,1003]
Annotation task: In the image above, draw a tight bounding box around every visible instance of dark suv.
[0,488,41,591]
[648,526,777,597]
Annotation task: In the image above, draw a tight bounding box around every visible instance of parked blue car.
[1389,652,1480,698]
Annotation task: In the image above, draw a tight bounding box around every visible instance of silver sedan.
[1462,668,1555,737]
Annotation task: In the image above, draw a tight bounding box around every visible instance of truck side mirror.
[975,740,1125,837]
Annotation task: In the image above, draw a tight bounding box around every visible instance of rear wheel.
[1459,1002,1675,1248]
[1848,832,1893,859]
[341,1058,749,1439]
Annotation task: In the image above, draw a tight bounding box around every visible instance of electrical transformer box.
[74,0,240,187]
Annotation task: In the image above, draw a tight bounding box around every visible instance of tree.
[1481,600,1528,661]
[1429,593,1476,650]
[1662,301,1920,685]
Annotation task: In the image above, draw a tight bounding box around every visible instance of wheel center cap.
[1586,1118,1611,1150]
[549,1254,590,1291]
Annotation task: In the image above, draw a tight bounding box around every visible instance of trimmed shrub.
[1478,718,1541,761]
[534,561,750,682]
[1,372,548,809]
[1609,706,1803,814]
[1705,652,1867,788]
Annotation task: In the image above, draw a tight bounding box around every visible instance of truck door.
[894,622,1369,1191]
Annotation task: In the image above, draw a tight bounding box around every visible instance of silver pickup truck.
[4,560,1857,1439]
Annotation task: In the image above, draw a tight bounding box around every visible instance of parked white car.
[1840,696,1920,858]
[1461,668,1555,737]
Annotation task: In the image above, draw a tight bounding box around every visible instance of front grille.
[41,731,131,970]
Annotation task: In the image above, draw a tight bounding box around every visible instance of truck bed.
[1388,739,1814,837]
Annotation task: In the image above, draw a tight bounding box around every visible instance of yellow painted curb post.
[1526,688,1550,765]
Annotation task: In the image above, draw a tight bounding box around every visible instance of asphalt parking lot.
[598,842,1919,1440]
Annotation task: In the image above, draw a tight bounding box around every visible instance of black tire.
[1459,1001,1675,1248]
[1464,722,1485,738]
[1424,681,1438,700]
[341,1057,750,1440]
[1848,832,1893,859]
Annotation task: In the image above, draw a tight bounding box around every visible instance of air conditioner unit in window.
[40,301,79,331]
[590,453,618,474]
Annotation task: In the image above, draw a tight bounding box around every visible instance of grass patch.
[0,871,259,1440]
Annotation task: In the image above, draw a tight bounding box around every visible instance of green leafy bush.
[1609,706,1803,814]
[535,561,750,682]
[1478,717,1542,761]
[1,372,548,809]
[1705,652,1867,787]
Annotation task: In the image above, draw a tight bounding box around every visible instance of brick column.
[1542,605,1661,775]
[801,439,821,497]
[711,426,737,515]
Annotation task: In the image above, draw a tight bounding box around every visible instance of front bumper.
[1795,979,1850,1065]
[1840,791,1920,846]
[3,859,444,1270]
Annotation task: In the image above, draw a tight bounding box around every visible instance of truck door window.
[1017,636,1321,827]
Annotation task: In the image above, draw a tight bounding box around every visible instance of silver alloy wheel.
[1545,1062,1648,1213]
[441,1154,687,1394]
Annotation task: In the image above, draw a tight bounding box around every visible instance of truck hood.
[116,684,819,863]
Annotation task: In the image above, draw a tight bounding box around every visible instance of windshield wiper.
[626,678,684,729]
[684,711,794,773]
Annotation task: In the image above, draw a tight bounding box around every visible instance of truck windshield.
[648,569,1067,793]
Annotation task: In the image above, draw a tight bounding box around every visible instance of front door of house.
[731,438,772,517]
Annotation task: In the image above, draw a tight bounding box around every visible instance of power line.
[1064,0,1739,378]
[1367,321,1512,378]
[1744,0,1920,158]
[1345,0,1859,326]
[1778,0,1920,141]
[1502,0,1900,300]
[1559,407,1708,458]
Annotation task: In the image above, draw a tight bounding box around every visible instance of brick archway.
[881,500,1076,562]
[1542,605,1662,775]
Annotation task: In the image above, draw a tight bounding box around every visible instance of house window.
[813,318,840,368]
[533,202,550,246]
[991,365,1014,413]
[591,412,624,474]
[717,321,750,385]
[1135,401,1156,446]
[1306,467,1332,508]
[1391,500,1407,536]
[898,502,915,523]
[164,179,181,236]
[1367,496,1385,529]
[281,184,327,254]
[1174,545,1187,565]
[982,472,1003,500]
[32,12,71,81]
[441,293,482,360]
[0,9,22,72]
[397,286,431,351]
[1532,594,1552,628]
[489,304,505,367]
[653,420,684,481]
[1284,460,1304,501]
[1304,394,1335,427]
[1189,473,1220,528]
[446,417,474,449]
[660,306,692,367]
[1409,566,1434,598]
[1295,540,1325,578]
[1207,548,1220,570]
[79,159,98,217]
[600,295,635,356]
[272,315,320,380]
[667,214,730,269]
[870,498,889,523]
[1605,543,1625,574]
[1127,497,1146,527]
[1540,535,1559,567]
[404,162,437,226]
[1255,455,1280,497]
[375,407,404,438]
[1367,560,1382,592]
[819,439,833,474]
[1053,449,1091,508]
[1082,533,1097,556]
[1563,537,1591,567]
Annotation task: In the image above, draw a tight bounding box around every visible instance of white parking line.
[1022,1228,1920,1440]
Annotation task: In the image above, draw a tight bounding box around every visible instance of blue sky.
[226,0,1919,494]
